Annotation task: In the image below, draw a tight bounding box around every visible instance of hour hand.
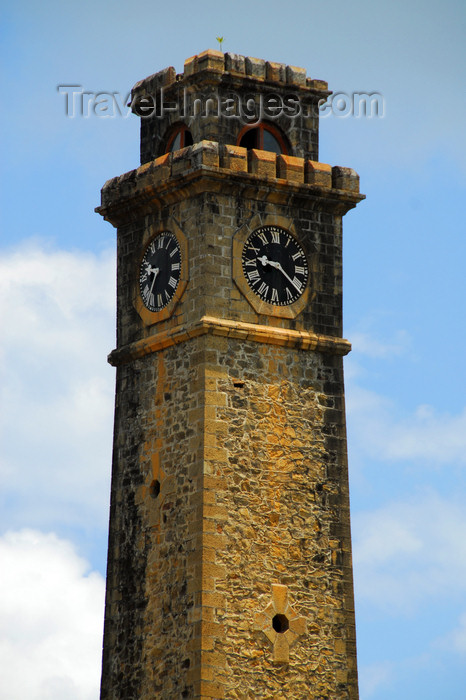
[145,263,159,277]
[258,254,279,269]
[149,266,160,294]
[258,254,268,267]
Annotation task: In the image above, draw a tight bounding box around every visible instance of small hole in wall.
[233,380,245,388]
[149,479,160,498]
[272,614,289,633]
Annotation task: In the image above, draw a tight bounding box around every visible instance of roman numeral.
[271,229,280,244]
[169,247,178,258]
[292,252,302,261]
[247,269,260,281]
[292,277,303,292]
[285,287,293,300]
[157,294,163,307]
[171,262,180,271]
[271,288,279,303]
[258,232,268,245]
[244,259,257,267]
[258,282,269,297]
[294,265,306,276]
[168,276,177,289]
[157,236,164,249]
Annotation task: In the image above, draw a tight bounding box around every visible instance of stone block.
[248,148,276,178]
[272,583,288,613]
[196,49,224,73]
[221,144,248,173]
[332,166,360,193]
[171,146,192,176]
[191,140,219,168]
[100,176,120,208]
[277,154,305,183]
[225,52,245,74]
[286,65,306,87]
[245,56,266,80]
[144,66,176,91]
[306,78,329,91]
[144,153,170,188]
[266,61,286,83]
[184,54,198,77]
[306,160,332,187]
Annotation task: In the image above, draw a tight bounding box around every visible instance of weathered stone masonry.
[97,50,364,700]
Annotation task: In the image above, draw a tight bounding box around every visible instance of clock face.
[242,226,309,306]
[139,232,182,313]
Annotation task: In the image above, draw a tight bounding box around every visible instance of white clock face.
[139,232,182,312]
[242,226,309,306]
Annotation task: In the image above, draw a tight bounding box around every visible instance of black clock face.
[242,226,309,306]
[139,232,181,312]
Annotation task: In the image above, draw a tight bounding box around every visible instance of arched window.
[237,123,288,155]
[163,125,193,154]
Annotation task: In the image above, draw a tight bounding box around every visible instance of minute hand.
[273,261,302,292]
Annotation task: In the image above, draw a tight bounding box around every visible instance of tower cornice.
[96,141,364,227]
[107,315,352,367]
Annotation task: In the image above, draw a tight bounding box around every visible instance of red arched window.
[164,124,193,154]
[237,123,288,155]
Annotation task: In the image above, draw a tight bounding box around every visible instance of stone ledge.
[97,141,363,215]
[107,316,352,367]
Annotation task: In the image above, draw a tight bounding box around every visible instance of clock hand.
[257,255,301,292]
[273,261,302,292]
[149,267,159,294]
[258,254,269,267]
[258,254,281,269]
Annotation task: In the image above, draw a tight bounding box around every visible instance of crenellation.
[195,48,224,74]
[132,52,330,132]
[245,55,267,80]
[224,52,246,75]
[332,166,360,193]
[286,64,307,87]
[98,141,361,220]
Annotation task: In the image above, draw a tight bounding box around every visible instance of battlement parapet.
[98,141,362,223]
[131,49,329,108]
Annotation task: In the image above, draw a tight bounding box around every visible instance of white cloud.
[435,610,466,657]
[346,379,466,467]
[353,493,466,613]
[0,241,115,532]
[349,329,411,360]
[449,613,466,654]
[358,661,392,698]
[0,529,104,700]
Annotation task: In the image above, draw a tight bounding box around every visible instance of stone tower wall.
[97,53,363,700]
[101,332,357,699]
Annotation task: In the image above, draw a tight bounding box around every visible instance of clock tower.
[97,50,364,699]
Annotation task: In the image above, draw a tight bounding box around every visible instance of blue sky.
[1,1,465,698]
